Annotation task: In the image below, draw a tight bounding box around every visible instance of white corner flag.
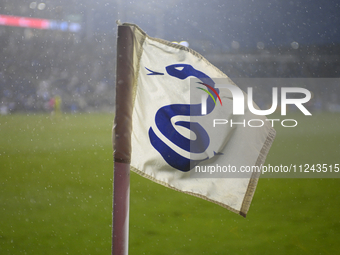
[125,23,276,217]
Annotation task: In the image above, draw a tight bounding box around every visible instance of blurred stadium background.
[1,1,340,254]
[0,0,340,114]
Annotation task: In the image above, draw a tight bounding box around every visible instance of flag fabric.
[124,23,276,217]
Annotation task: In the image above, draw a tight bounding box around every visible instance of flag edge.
[130,166,241,215]
[239,127,277,217]
[121,22,234,84]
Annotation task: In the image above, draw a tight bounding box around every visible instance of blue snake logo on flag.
[147,64,222,172]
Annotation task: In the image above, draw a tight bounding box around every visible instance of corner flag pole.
[112,24,134,255]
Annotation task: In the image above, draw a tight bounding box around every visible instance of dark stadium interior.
[0,0,339,113]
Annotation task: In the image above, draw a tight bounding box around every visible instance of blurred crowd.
[0,26,116,114]
[0,25,340,115]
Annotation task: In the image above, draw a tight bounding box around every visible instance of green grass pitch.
[0,113,339,254]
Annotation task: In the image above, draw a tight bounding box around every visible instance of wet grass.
[1,113,340,254]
